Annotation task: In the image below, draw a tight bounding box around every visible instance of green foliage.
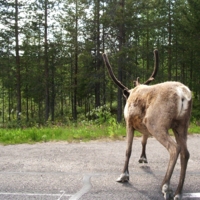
[188,123,200,134]
[1,0,200,125]
[107,117,123,138]
[1,121,198,145]
[191,98,200,125]
[86,105,112,124]
[0,123,126,145]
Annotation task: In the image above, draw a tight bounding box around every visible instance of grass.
[0,123,199,145]
[0,123,126,145]
[188,123,200,134]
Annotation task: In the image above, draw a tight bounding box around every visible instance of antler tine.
[102,53,129,91]
[143,49,159,85]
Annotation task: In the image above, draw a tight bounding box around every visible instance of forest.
[0,0,200,128]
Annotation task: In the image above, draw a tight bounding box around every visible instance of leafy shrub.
[86,105,112,124]
[107,117,119,137]
[191,98,200,125]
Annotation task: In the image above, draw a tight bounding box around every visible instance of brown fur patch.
[129,115,149,134]
[125,82,191,133]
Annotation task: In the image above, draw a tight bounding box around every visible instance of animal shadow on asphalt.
[140,164,159,180]
[120,176,161,200]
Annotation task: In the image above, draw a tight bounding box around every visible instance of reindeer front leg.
[117,125,134,183]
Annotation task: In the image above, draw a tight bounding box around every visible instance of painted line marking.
[0,191,72,197]
[183,193,200,198]
[1,192,200,199]
[69,174,92,200]
[1,170,200,175]
[57,190,67,200]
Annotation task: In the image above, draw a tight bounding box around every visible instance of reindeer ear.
[123,89,130,99]
[133,77,140,87]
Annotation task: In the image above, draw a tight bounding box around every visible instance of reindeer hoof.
[174,194,182,200]
[162,184,174,200]
[116,173,129,183]
[138,156,148,163]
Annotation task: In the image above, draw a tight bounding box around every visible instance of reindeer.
[102,50,192,200]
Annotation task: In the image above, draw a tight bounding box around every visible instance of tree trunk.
[117,0,125,123]
[15,0,21,122]
[72,0,78,121]
[51,65,55,122]
[44,0,49,122]
[95,0,101,108]
[168,0,172,80]
[102,1,106,105]
[26,88,29,122]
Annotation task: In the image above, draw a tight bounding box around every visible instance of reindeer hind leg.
[139,133,148,163]
[148,128,180,200]
[172,125,190,200]
[159,133,180,200]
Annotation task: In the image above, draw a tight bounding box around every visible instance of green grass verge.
[0,123,199,145]
[0,124,126,145]
[188,123,200,134]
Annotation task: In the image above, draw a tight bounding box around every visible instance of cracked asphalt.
[0,134,200,200]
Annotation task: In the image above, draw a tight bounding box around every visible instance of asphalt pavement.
[0,134,200,200]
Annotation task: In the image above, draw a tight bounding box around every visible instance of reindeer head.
[102,50,159,99]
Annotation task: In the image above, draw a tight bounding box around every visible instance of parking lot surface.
[0,134,200,199]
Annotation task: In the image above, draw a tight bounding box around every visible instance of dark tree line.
[0,0,200,127]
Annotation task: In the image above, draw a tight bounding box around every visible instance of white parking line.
[0,192,72,197]
[183,193,200,198]
[69,174,92,200]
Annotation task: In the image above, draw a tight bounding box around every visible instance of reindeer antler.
[143,49,159,85]
[102,53,129,91]
[102,49,158,91]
